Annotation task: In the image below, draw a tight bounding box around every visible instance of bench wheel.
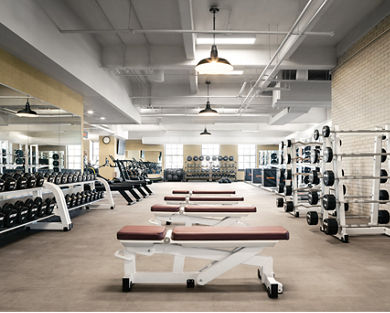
[294,212,299,218]
[267,284,278,299]
[341,235,349,243]
[166,221,172,226]
[122,278,133,292]
[257,268,262,280]
[186,279,195,288]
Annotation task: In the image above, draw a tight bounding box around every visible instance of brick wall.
[332,15,390,213]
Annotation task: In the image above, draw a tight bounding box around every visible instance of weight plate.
[322,194,336,211]
[378,210,390,224]
[193,156,198,161]
[322,125,331,138]
[223,156,228,161]
[212,156,217,161]
[381,148,387,162]
[379,189,389,201]
[306,211,318,225]
[323,218,338,235]
[52,153,59,160]
[324,147,333,163]
[218,156,223,161]
[284,201,294,212]
[308,191,318,205]
[229,156,234,161]
[199,156,204,161]
[313,129,320,140]
[323,170,335,186]
[187,156,192,162]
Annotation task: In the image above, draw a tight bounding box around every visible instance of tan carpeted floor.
[0,181,389,311]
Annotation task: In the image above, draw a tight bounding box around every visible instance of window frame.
[164,144,183,169]
[238,144,256,170]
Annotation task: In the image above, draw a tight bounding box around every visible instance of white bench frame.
[115,230,283,298]
[150,207,250,226]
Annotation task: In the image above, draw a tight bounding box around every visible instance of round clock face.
[102,136,111,144]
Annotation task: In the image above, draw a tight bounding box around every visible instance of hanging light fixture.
[199,80,218,116]
[16,99,37,117]
[200,127,211,136]
[195,7,233,75]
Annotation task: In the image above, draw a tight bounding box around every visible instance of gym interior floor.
[0,182,389,312]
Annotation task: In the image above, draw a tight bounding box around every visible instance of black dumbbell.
[67,174,74,183]
[75,192,83,205]
[35,173,45,187]
[65,194,72,207]
[45,197,56,215]
[47,173,55,183]
[2,175,16,191]
[2,203,18,227]
[77,174,83,182]
[25,198,38,220]
[0,209,5,228]
[71,194,78,207]
[34,197,45,217]
[54,174,62,185]
[61,174,68,184]
[24,173,37,188]
[14,200,29,224]
[0,176,5,192]
[13,173,28,189]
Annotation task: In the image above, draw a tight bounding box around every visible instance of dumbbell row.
[314,125,390,140]
[0,197,56,229]
[0,172,96,192]
[310,169,390,186]
[64,190,104,208]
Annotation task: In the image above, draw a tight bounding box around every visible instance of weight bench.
[115,225,289,298]
[164,195,244,205]
[150,204,256,226]
[172,190,236,195]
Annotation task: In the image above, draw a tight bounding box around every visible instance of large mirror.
[126,150,162,176]
[0,84,82,174]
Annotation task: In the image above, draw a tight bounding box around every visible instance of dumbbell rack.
[0,177,114,234]
[318,126,390,242]
[281,139,322,217]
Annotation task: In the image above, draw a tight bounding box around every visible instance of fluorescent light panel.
[196,37,256,45]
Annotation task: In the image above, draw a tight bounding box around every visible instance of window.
[201,144,220,165]
[165,144,183,169]
[67,145,81,169]
[238,144,256,169]
[90,141,99,166]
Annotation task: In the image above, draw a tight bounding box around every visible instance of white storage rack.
[0,177,114,234]
[280,139,322,218]
[317,125,390,242]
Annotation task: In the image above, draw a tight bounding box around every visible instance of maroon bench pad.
[172,190,190,194]
[184,205,256,213]
[192,190,235,194]
[151,204,181,212]
[164,196,186,201]
[117,226,166,240]
[189,196,244,201]
[172,226,289,241]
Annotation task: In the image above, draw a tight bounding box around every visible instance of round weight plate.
[323,170,335,186]
[303,175,310,185]
[193,156,198,161]
[229,156,234,161]
[313,129,320,140]
[218,156,223,161]
[199,156,204,161]
[381,148,387,162]
[223,156,228,161]
[278,184,284,194]
[287,154,291,164]
[322,194,336,211]
[284,201,294,212]
[284,185,292,196]
[308,191,319,205]
[187,156,192,162]
[324,147,333,163]
[323,218,338,235]
[322,125,331,138]
[306,211,318,225]
[286,169,292,180]
[378,210,390,224]
[212,156,217,161]
[52,153,59,160]
[53,160,59,167]
[287,140,292,148]
[379,189,389,201]
[276,198,284,208]
[206,156,210,161]
[380,169,388,184]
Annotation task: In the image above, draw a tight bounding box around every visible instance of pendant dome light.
[16,99,37,117]
[195,7,233,75]
[199,80,218,116]
[200,127,211,136]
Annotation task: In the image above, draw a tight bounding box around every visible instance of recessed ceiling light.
[87,110,94,114]
[196,37,256,45]
[100,117,106,120]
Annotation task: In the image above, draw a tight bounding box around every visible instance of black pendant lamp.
[16,99,37,117]
[199,80,218,116]
[200,127,211,135]
[195,7,233,75]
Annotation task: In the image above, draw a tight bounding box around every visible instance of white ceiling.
[0,0,387,144]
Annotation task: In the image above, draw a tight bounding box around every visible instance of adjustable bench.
[150,204,256,226]
[164,195,244,205]
[115,225,289,299]
[172,190,236,195]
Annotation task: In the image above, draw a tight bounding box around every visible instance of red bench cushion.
[189,196,244,201]
[164,196,186,201]
[151,204,180,212]
[172,226,289,241]
[172,190,189,194]
[184,205,256,213]
[192,190,235,194]
[117,226,166,240]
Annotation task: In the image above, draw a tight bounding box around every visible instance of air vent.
[308,70,331,81]
[277,70,296,80]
